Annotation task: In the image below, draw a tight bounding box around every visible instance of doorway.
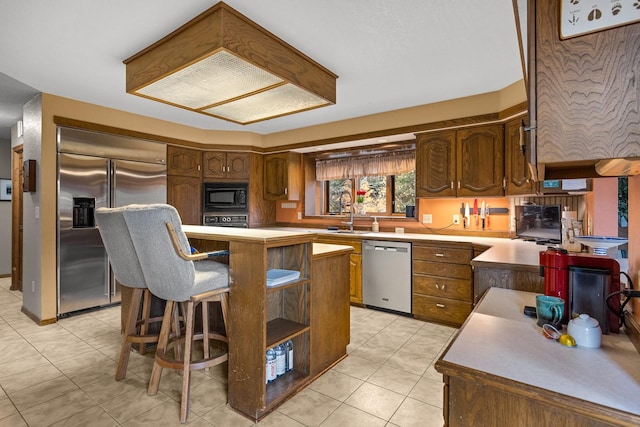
[11,146,23,291]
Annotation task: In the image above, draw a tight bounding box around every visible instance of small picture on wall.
[0,179,11,201]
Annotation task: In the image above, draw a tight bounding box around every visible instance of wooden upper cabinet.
[167,146,202,177]
[533,0,640,165]
[203,152,250,180]
[416,130,456,197]
[505,117,536,195]
[457,124,504,197]
[416,125,504,198]
[264,152,302,200]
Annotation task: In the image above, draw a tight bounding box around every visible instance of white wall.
[0,138,11,276]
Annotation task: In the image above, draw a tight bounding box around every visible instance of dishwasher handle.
[366,245,409,253]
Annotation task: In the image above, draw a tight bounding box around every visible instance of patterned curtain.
[315,150,415,181]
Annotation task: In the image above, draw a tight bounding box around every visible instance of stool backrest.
[95,206,146,289]
[122,204,196,302]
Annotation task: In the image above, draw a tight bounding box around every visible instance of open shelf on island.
[266,277,309,292]
[266,369,308,407]
[266,318,309,348]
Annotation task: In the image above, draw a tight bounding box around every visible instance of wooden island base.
[121,227,353,422]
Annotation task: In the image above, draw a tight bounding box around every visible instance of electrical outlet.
[297,212,302,220]
[423,214,432,224]
[453,214,460,225]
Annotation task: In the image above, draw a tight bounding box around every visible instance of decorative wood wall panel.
[535,0,640,164]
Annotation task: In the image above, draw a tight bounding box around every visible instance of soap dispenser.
[372,216,379,232]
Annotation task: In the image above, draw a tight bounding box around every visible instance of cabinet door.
[203,152,225,179]
[457,125,504,197]
[203,152,250,180]
[535,0,640,164]
[264,152,301,200]
[226,152,250,180]
[349,253,362,304]
[415,130,456,197]
[167,175,202,225]
[167,146,201,178]
[505,117,536,195]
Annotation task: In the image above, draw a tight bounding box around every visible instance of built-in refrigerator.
[57,127,167,316]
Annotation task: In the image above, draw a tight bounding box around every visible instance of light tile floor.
[0,277,454,426]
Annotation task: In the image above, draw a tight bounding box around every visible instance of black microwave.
[203,182,248,211]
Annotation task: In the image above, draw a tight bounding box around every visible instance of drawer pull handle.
[436,303,446,308]
[441,284,446,290]
[435,283,439,289]
[435,253,445,257]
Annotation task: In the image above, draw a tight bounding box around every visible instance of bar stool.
[95,206,163,381]
[122,204,230,423]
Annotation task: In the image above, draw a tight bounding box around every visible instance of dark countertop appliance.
[539,248,621,334]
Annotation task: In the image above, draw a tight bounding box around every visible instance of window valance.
[315,150,415,181]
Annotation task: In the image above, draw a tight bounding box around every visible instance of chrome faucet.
[340,191,354,232]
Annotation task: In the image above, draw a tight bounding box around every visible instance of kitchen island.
[182,226,353,421]
[435,288,640,426]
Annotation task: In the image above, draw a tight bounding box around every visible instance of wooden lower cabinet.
[315,237,363,305]
[413,294,472,326]
[472,263,544,304]
[412,243,473,327]
[439,373,635,427]
[349,253,362,304]
[310,246,352,376]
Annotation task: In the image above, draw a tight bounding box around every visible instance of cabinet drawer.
[413,275,472,301]
[413,260,472,280]
[412,294,472,326]
[413,245,472,264]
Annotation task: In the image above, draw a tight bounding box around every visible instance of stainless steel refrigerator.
[57,127,167,316]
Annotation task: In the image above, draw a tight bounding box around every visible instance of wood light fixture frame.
[123,1,337,125]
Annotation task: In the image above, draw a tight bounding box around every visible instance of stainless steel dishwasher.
[362,240,412,314]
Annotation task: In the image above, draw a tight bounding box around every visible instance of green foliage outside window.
[326,171,415,215]
[393,170,415,214]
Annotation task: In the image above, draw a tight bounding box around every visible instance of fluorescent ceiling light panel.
[124,2,337,124]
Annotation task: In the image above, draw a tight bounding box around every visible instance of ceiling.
[0,1,524,142]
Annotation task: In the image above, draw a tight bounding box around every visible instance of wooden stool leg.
[220,293,229,334]
[172,302,183,362]
[202,301,209,371]
[137,289,152,354]
[116,288,143,381]
[180,301,195,423]
[148,300,175,395]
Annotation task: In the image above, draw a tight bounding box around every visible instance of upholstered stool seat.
[122,204,230,423]
[95,207,164,381]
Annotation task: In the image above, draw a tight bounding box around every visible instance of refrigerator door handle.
[105,259,110,296]
[109,160,115,207]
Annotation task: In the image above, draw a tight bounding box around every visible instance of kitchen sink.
[336,230,369,234]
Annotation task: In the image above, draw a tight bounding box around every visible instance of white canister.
[567,314,602,348]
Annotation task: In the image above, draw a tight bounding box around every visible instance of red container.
[539,247,621,332]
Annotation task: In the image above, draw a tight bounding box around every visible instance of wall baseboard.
[21,306,56,326]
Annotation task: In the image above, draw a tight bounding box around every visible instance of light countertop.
[183,225,314,243]
[268,227,546,268]
[312,243,355,257]
[439,288,640,415]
